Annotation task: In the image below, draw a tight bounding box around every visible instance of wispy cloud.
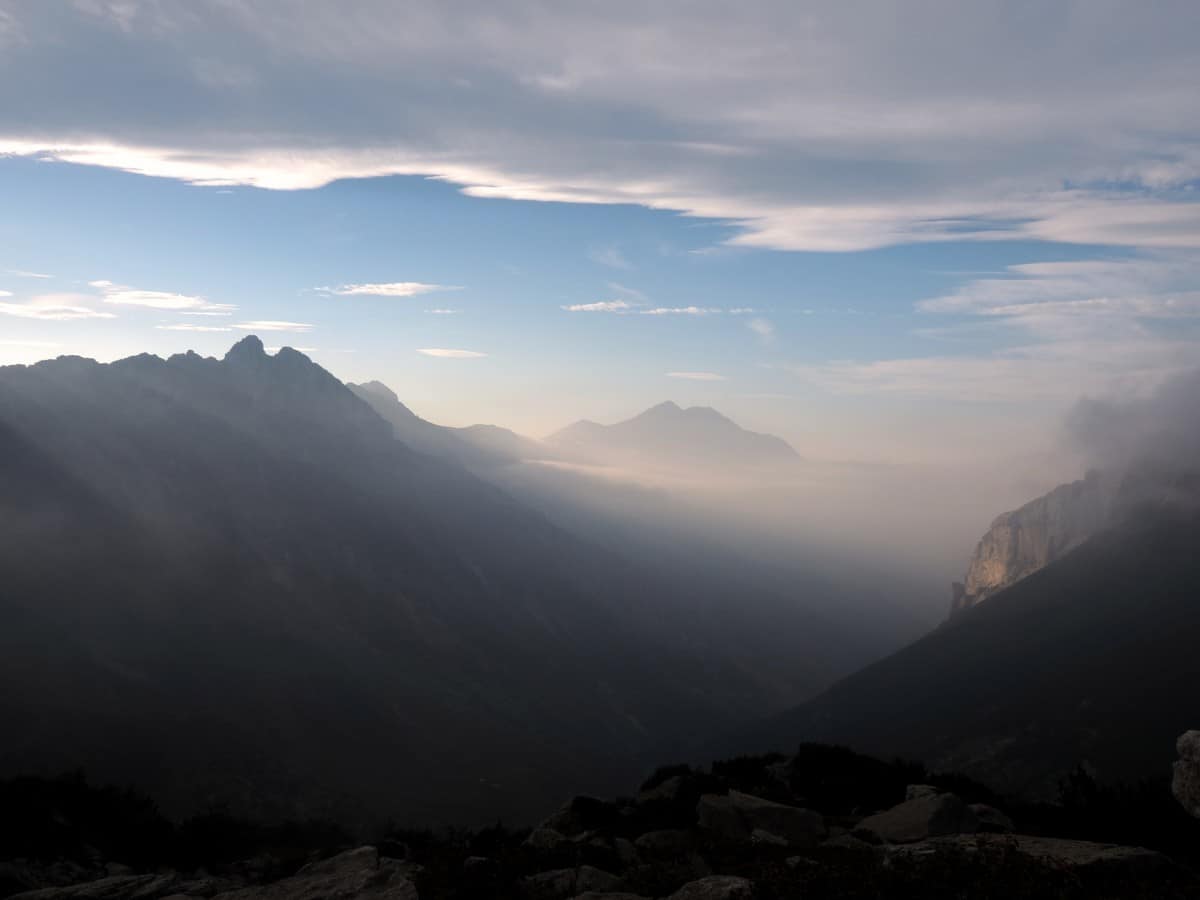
[562,299,633,313]
[0,290,11,297]
[609,282,648,301]
[748,317,776,341]
[416,347,486,358]
[0,293,116,320]
[90,279,234,313]
[425,308,458,314]
[641,306,720,316]
[234,320,314,332]
[156,323,232,332]
[666,371,726,381]
[4,269,52,279]
[91,279,202,309]
[588,245,631,270]
[321,282,456,297]
[180,306,236,316]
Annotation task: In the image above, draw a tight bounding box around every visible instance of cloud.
[181,305,236,316]
[425,308,458,314]
[748,317,775,341]
[640,306,719,316]
[416,347,486,358]
[588,245,631,269]
[234,320,314,332]
[1067,366,1200,473]
[0,293,116,320]
[562,299,633,313]
[0,290,10,297]
[321,282,455,297]
[156,323,232,332]
[917,252,1200,350]
[90,279,234,312]
[783,335,1196,406]
[666,371,726,381]
[4,269,51,279]
[4,3,1200,252]
[607,282,647,302]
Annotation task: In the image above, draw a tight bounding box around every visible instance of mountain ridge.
[546,401,800,472]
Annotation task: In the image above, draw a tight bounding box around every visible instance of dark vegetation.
[4,744,1199,899]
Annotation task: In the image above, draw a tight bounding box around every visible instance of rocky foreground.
[6,743,1200,900]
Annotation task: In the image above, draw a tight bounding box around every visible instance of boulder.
[524,828,571,851]
[539,797,619,838]
[633,829,692,858]
[821,832,884,855]
[969,803,1015,833]
[521,866,622,900]
[637,775,692,806]
[665,875,753,900]
[696,791,824,847]
[613,838,639,867]
[1172,729,1200,818]
[7,874,181,900]
[463,856,496,874]
[855,792,977,844]
[905,784,938,802]
[888,833,1172,877]
[749,829,787,847]
[210,847,417,900]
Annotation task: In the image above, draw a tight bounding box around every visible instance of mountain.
[349,379,552,468]
[0,339,886,827]
[546,401,800,473]
[744,468,1200,798]
[950,470,1117,615]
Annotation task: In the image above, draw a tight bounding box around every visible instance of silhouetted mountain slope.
[0,339,904,830]
[746,498,1200,797]
[546,401,800,472]
[0,339,798,826]
[349,379,551,468]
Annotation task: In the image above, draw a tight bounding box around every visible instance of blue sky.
[3,1,1200,470]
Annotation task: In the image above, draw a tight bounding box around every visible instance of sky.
[3,0,1200,480]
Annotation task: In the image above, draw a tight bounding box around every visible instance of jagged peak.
[223,334,266,363]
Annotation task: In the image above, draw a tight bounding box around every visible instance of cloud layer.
[3,2,1200,252]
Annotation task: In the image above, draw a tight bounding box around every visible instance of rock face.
[8,873,184,900]
[854,793,978,844]
[664,876,754,900]
[889,833,1171,875]
[697,791,825,847]
[211,848,418,900]
[1172,730,1200,818]
[520,865,622,900]
[6,848,415,900]
[950,470,1115,616]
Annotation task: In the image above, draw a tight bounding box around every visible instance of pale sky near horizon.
[3,1,1200,479]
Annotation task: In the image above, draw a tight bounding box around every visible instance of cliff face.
[951,470,1116,615]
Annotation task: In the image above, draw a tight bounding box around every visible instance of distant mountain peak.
[547,401,799,470]
[646,400,682,414]
[224,334,266,363]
